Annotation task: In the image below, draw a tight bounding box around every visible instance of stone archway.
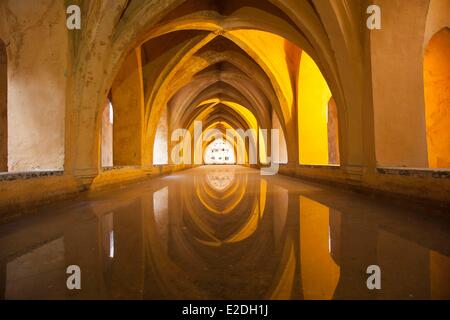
[64,0,362,181]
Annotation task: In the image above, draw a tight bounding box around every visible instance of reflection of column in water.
[108,199,145,299]
[333,209,378,300]
[378,230,430,299]
[272,185,288,248]
[109,231,114,258]
[153,186,169,254]
[64,208,103,299]
[101,212,114,259]
[329,209,341,265]
[265,184,297,300]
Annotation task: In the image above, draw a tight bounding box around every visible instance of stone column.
[111,49,145,167]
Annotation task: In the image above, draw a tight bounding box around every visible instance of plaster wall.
[371,0,429,167]
[424,28,450,168]
[0,0,67,172]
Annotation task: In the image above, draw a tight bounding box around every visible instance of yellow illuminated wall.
[228,30,294,114]
[299,196,340,300]
[297,52,332,165]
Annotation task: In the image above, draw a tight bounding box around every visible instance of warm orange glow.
[297,52,333,165]
[424,28,450,168]
[299,196,340,300]
[228,30,294,115]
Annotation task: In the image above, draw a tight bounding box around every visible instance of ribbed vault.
[66,0,366,176]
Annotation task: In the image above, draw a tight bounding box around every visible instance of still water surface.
[0,166,449,299]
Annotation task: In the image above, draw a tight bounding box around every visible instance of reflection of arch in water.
[194,168,248,214]
[205,168,235,191]
[183,173,267,245]
[142,179,299,299]
[73,181,300,299]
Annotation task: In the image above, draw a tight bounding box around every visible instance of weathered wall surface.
[371,0,429,168]
[327,97,340,165]
[0,40,6,171]
[0,174,80,221]
[424,28,450,168]
[0,0,67,172]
